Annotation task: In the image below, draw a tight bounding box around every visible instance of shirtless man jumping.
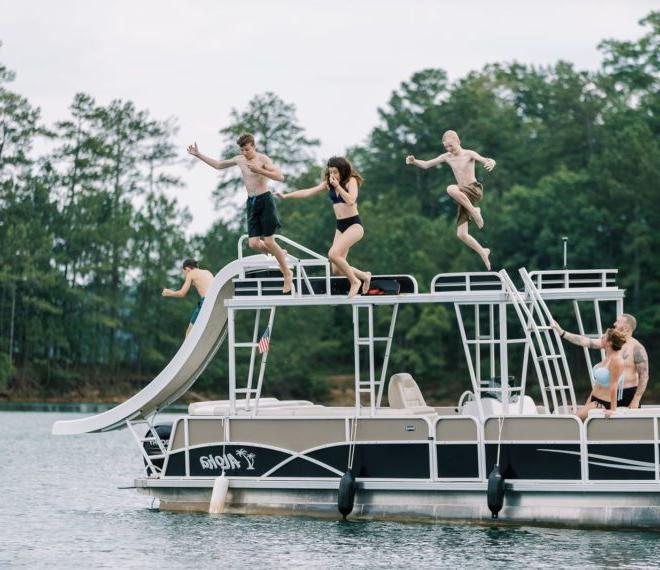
[406,130,495,270]
[187,133,293,293]
[162,258,214,337]
[553,313,650,410]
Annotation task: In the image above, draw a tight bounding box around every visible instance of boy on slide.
[187,133,293,293]
[162,258,214,337]
[406,130,496,270]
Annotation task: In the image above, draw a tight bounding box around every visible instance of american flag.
[258,327,270,354]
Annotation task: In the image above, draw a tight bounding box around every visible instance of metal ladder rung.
[234,342,258,348]
[536,353,563,360]
[533,325,554,331]
[235,388,259,394]
[357,338,390,345]
[545,385,573,391]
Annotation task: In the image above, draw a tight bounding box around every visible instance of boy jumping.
[162,258,214,337]
[406,130,496,270]
[187,133,293,293]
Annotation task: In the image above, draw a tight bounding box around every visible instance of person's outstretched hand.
[484,158,496,171]
[405,155,416,164]
[187,142,200,157]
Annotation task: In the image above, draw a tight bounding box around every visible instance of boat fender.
[337,469,357,520]
[209,473,229,514]
[487,464,505,519]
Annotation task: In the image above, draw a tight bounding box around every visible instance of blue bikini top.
[328,185,357,205]
[592,364,624,387]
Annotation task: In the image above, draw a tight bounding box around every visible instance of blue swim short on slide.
[190,297,204,325]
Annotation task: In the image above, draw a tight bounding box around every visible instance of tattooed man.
[553,314,649,409]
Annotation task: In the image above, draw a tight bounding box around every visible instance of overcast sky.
[1,0,655,233]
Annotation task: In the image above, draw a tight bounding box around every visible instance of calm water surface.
[1,411,658,569]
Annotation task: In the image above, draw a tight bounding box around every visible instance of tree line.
[0,12,657,403]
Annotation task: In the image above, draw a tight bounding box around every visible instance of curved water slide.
[52,258,246,435]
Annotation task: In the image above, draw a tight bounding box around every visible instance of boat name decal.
[199,448,256,471]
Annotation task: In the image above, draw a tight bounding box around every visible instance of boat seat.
[461,395,538,417]
[251,405,436,418]
[587,406,660,418]
[189,398,314,416]
[387,373,436,414]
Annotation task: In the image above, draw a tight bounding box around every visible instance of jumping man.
[187,133,293,293]
[406,130,495,270]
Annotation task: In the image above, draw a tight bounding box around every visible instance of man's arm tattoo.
[563,331,601,349]
[633,345,649,398]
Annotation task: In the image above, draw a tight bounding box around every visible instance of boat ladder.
[504,269,575,413]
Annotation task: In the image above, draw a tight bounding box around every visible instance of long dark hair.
[325,156,364,187]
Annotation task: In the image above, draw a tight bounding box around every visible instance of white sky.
[1,0,655,234]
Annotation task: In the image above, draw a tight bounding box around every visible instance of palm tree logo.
[235,448,256,470]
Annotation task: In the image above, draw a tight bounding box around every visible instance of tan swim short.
[456,181,483,225]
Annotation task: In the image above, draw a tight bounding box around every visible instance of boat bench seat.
[250,405,437,418]
[189,398,314,416]
[461,395,538,417]
[588,406,660,418]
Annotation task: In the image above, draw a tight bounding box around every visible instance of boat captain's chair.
[387,373,436,414]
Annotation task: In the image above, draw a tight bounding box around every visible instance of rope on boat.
[348,415,359,470]
[209,416,230,514]
[496,415,504,466]
[221,416,227,475]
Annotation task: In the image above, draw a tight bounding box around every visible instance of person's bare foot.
[348,279,361,298]
[473,208,484,229]
[480,248,491,271]
[282,270,294,294]
[361,272,372,295]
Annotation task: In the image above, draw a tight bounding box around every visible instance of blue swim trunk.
[190,297,204,325]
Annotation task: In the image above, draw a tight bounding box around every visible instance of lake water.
[1,411,658,569]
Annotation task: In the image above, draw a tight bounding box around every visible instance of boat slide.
[52,258,242,435]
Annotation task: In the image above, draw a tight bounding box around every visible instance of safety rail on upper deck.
[235,234,421,300]
[430,272,506,294]
[236,233,332,296]
[526,269,618,291]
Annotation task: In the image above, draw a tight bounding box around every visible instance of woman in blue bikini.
[576,328,630,420]
[276,156,371,298]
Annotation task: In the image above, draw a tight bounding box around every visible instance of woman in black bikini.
[276,156,371,298]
